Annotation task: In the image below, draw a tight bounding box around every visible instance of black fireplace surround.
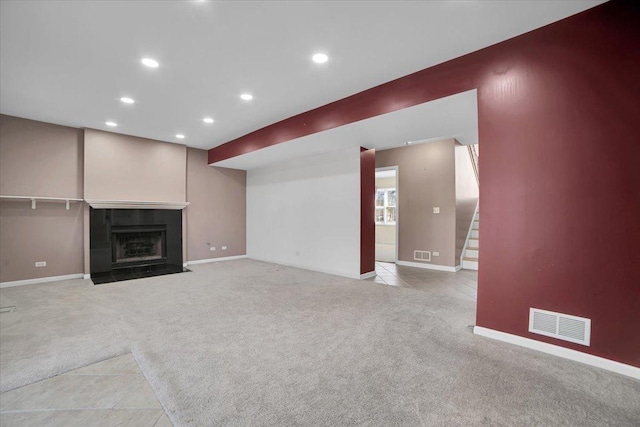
[90,208,184,284]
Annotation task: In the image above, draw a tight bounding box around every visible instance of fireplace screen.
[112,228,166,264]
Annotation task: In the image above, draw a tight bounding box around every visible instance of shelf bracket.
[31,198,36,209]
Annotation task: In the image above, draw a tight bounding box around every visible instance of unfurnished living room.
[0,1,638,426]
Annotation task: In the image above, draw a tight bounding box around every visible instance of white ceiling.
[0,1,602,150]
[215,89,477,170]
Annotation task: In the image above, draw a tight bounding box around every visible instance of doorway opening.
[375,167,398,263]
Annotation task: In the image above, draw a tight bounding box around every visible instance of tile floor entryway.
[366,262,478,301]
[0,354,171,427]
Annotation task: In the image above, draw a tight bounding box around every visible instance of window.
[375,188,396,225]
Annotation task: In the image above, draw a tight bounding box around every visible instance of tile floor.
[0,354,171,427]
[366,261,478,301]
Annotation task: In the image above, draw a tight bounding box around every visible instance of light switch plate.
[210,247,216,251]
[433,252,440,257]
[433,207,440,214]
[35,261,46,267]
[221,246,227,250]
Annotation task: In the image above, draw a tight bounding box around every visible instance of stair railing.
[467,144,479,186]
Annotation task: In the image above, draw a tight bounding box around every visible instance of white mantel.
[85,199,189,210]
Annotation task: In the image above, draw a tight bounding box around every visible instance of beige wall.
[376,139,457,267]
[186,148,246,261]
[84,129,186,202]
[1,115,247,283]
[0,115,84,282]
[1,115,83,198]
[455,143,479,262]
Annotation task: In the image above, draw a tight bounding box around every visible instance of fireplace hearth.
[90,208,186,284]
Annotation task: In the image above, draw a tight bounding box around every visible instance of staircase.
[462,209,479,270]
[462,143,479,271]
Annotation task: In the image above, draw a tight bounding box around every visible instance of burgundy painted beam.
[208,50,479,164]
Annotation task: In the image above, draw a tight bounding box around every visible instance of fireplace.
[112,226,166,265]
[89,208,184,284]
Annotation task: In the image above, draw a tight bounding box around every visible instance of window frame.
[375,187,397,225]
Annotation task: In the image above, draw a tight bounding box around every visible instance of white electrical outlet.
[210,246,216,251]
[221,246,227,250]
[433,207,440,214]
[433,252,440,257]
[35,261,46,267]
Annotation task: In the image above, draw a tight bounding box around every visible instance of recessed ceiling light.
[203,117,214,124]
[240,93,253,101]
[105,121,118,127]
[120,97,135,104]
[141,58,159,68]
[176,134,185,139]
[312,53,328,64]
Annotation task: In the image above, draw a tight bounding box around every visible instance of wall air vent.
[529,308,591,346]
[413,250,431,262]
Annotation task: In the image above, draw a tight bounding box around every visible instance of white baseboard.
[397,260,459,272]
[360,271,376,280]
[186,255,247,266]
[1,273,84,289]
[474,326,640,380]
[248,256,360,279]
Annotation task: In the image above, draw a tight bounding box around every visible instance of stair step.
[462,258,479,271]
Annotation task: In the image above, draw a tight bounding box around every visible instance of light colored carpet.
[1,259,638,426]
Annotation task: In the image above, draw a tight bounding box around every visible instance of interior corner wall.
[246,147,361,278]
[0,115,84,282]
[375,139,457,267]
[454,143,479,263]
[186,148,246,262]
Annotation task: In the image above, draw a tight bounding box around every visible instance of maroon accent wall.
[210,1,640,367]
[360,148,375,275]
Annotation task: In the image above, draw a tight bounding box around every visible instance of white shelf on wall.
[84,199,189,210]
[0,195,84,210]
